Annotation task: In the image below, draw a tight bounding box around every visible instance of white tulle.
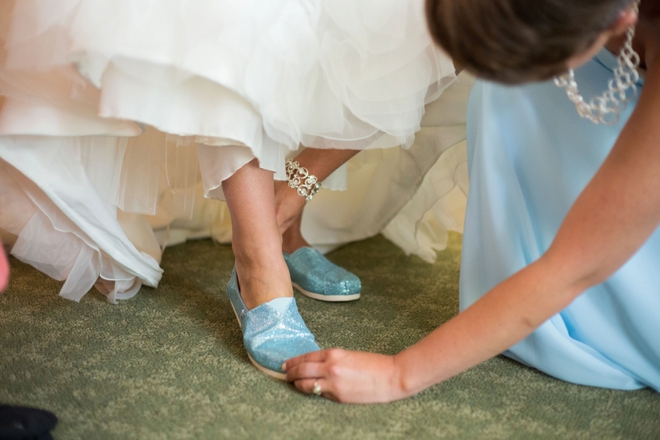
[0,137,162,303]
[0,0,469,301]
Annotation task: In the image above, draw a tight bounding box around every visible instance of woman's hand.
[283,349,409,403]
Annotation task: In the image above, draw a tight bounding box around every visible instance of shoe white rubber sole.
[293,282,360,302]
[247,353,286,380]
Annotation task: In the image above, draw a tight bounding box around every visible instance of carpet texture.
[1,233,658,439]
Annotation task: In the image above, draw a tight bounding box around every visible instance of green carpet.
[1,233,658,439]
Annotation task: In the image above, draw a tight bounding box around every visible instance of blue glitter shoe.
[226,269,320,379]
[283,247,361,302]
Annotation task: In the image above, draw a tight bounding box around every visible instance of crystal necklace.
[554,0,641,125]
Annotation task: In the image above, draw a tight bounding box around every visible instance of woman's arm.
[284,55,660,403]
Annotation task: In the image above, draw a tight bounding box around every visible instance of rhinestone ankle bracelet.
[285,159,321,203]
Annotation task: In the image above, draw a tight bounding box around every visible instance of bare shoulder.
[614,18,660,163]
[639,16,660,72]
[632,17,660,118]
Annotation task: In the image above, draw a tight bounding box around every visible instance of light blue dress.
[461,49,660,391]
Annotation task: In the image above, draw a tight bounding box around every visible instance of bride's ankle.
[282,235,309,254]
[231,237,281,264]
[234,258,293,309]
[281,219,309,253]
[274,181,306,234]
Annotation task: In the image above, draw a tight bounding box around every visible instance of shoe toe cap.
[247,338,319,372]
[242,299,320,372]
[323,268,361,295]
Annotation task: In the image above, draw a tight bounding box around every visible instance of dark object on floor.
[0,405,58,440]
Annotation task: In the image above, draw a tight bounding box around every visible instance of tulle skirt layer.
[3,0,455,195]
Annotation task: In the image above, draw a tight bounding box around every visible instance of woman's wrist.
[391,351,423,401]
[392,344,451,400]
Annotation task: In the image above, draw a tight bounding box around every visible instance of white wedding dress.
[0,0,470,302]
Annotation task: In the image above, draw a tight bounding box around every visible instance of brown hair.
[426,0,634,84]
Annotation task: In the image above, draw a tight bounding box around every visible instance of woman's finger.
[293,378,336,401]
[285,357,326,381]
[293,378,319,394]
[283,349,329,371]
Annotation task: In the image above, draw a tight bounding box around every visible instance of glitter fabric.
[226,270,319,379]
[284,247,361,302]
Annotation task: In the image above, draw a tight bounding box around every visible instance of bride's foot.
[284,247,361,302]
[226,269,319,379]
[279,209,361,303]
[230,225,320,379]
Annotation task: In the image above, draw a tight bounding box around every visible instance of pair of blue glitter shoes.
[226,247,361,378]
